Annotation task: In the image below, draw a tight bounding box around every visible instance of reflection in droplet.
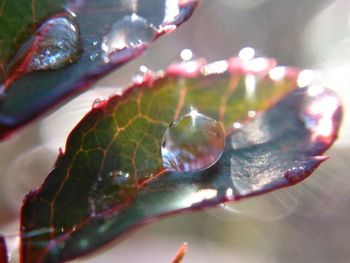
[161,109,225,172]
[8,16,81,74]
[101,13,156,63]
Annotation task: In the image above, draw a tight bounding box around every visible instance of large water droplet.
[161,109,225,172]
[8,15,81,74]
[101,13,156,62]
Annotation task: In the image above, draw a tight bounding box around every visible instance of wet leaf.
[20,57,342,262]
[0,0,198,139]
[0,236,8,263]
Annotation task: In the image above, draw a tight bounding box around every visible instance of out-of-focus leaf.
[20,57,342,262]
[0,235,8,263]
[0,0,198,139]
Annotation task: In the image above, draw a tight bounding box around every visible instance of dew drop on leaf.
[101,13,156,62]
[180,48,194,62]
[132,65,152,84]
[7,15,81,74]
[91,97,107,109]
[161,109,225,172]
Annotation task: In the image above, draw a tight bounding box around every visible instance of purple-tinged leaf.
[20,57,342,262]
[0,0,198,139]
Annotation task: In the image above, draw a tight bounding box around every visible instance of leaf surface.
[20,57,342,262]
[0,0,198,139]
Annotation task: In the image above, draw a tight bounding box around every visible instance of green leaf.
[20,57,342,262]
[0,0,198,138]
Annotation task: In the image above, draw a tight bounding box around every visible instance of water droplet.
[239,47,256,60]
[8,15,81,74]
[269,66,286,81]
[89,53,99,61]
[247,110,256,118]
[101,13,156,62]
[132,65,152,84]
[297,69,315,87]
[232,122,243,129]
[180,49,194,62]
[108,170,131,184]
[92,98,107,109]
[161,109,225,172]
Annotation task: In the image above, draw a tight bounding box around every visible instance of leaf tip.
[284,156,328,185]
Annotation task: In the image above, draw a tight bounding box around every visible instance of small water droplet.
[108,170,131,184]
[101,13,156,62]
[297,69,315,87]
[89,53,99,61]
[8,15,81,74]
[238,47,255,60]
[247,110,256,118]
[233,122,243,129]
[180,49,193,62]
[161,109,225,172]
[92,97,107,109]
[132,65,151,84]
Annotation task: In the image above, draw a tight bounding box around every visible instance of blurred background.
[1,0,350,262]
